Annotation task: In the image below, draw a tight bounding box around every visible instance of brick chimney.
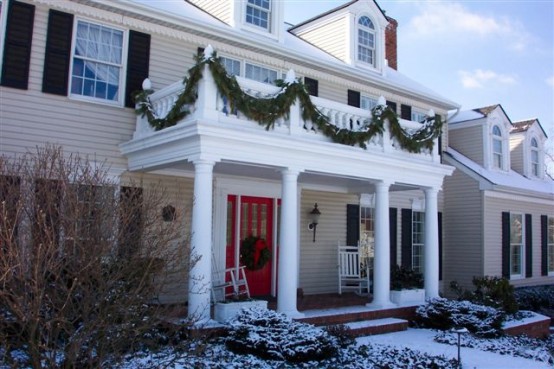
[385,16,398,70]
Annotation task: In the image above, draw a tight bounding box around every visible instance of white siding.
[299,190,358,294]
[509,134,525,176]
[188,0,233,25]
[449,125,484,166]
[296,17,349,63]
[442,166,484,293]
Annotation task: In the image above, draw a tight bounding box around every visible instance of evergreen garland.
[134,52,442,154]
[240,236,271,271]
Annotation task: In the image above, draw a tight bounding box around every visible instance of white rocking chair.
[212,254,250,302]
[338,243,369,295]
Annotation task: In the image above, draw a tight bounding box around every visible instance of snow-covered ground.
[359,328,553,369]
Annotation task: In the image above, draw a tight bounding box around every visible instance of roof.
[120,0,458,109]
[511,118,548,137]
[473,104,500,116]
[445,148,554,196]
[449,104,511,125]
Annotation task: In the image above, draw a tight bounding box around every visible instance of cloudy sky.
[284,0,554,143]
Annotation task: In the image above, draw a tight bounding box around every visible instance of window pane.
[71,20,123,102]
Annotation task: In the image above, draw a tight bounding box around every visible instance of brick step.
[297,305,417,326]
[343,318,408,337]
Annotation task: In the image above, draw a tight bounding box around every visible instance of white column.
[424,187,440,299]
[277,169,303,317]
[188,160,215,322]
[369,181,393,308]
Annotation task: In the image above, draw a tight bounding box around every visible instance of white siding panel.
[449,125,484,166]
[297,17,348,63]
[509,135,525,175]
[299,190,358,295]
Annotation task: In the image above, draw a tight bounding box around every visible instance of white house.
[444,105,554,292]
[0,0,460,322]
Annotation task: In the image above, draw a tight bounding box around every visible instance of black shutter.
[304,77,318,97]
[525,214,532,278]
[197,47,205,56]
[501,212,510,278]
[346,204,360,246]
[125,31,151,108]
[386,100,397,113]
[438,212,443,281]
[347,89,360,108]
[119,186,143,258]
[400,104,412,120]
[401,208,412,269]
[541,215,548,276]
[1,0,35,89]
[389,207,397,267]
[42,10,74,95]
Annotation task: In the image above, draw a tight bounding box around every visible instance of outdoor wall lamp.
[308,203,321,242]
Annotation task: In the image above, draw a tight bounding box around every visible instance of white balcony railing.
[133,67,439,162]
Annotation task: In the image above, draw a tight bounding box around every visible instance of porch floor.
[264,292,371,312]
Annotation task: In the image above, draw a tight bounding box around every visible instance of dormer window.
[492,125,503,169]
[357,16,376,66]
[530,138,539,177]
[246,0,271,31]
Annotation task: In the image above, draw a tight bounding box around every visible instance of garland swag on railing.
[134,48,443,153]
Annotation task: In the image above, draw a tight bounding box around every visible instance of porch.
[120,47,454,323]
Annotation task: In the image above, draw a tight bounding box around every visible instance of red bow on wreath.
[253,239,266,266]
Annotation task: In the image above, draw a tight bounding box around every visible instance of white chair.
[212,254,250,302]
[338,243,369,295]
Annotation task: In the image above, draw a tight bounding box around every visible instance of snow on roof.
[121,0,457,108]
[445,148,554,195]
[448,109,484,124]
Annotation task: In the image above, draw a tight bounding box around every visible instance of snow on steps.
[343,318,408,337]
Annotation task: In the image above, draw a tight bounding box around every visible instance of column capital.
[374,180,393,191]
[424,186,440,196]
[190,158,218,168]
[280,167,303,177]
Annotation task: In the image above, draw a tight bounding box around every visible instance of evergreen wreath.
[134,49,443,154]
[240,235,271,271]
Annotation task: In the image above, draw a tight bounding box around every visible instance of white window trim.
[68,17,128,107]
[528,136,543,179]
[360,95,378,111]
[412,211,425,274]
[0,0,8,78]
[239,0,279,40]
[244,61,279,85]
[509,212,525,280]
[488,124,509,172]
[411,109,427,123]
[244,0,271,31]
[354,14,379,72]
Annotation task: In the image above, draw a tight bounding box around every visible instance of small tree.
[0,145,195,368]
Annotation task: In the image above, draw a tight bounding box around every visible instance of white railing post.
[195,46,219,121]
[289,97,302,135]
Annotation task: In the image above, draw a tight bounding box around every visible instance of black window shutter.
[400,104,412,120]
[1,0,35,89]
[42,10,74,95]
[438,212,443,281]
[401,208,412,269]
[347,89,360,108]
[197,47,205,56]
[386,100,397,113]
[119,186,143,258]
[525,214,532,278]
[346,204,360,246]
[304,77,318,97]
[541,215,548,276]
[389,207,397,267]
[125,31,151,108]
[501,212,510,278]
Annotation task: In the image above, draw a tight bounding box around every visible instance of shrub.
[225,307,338,362]
[416,298,505,338]
[450,276,518,314]
[514,285,554,311]
[325,324,355,348]
[391,265,423,290]
[0,146,195,368]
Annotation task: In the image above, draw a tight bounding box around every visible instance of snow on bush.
[225,307,338,362]
[416,298,505,338]
[434,331,554,365]
[515,285,554,311]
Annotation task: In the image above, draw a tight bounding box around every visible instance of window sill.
[69,94,124,108]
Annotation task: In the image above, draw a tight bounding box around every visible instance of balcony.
[130,66,440,164]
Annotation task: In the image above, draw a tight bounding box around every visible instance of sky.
[283,0,554,155]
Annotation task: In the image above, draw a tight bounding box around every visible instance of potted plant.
[214,296,268,323]
[390,265,425,305]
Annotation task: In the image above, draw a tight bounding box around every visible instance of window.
[357,16,376,66]
[359,206,374,258]
[531,138,539,177]
[547,217,554,274]
[412,211,424,273]
[220,56,241,77]
[510,213,523,277]
[245,62,278,84]
[492,125,503,169]
[411,110,427,123]
[70,20,124,103]
[361,95,378,111]
[245,0,271,31]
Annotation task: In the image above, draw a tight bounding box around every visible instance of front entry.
[226,195,274,296]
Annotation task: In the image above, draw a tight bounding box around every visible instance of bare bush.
[0,145,194,368]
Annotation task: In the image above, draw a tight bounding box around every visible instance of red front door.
[226,195,273,296]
